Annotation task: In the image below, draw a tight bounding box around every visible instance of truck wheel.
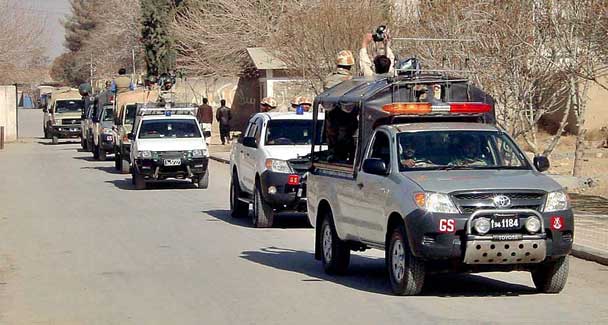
[114,152,121,170]
[121,158,130,174]
[51,135,58,144]
[133,169,146,190]
[253,183,274,228]
[98,145,107,161]
[93,145,100,159]
[531,256,569,293]
[81,137,88,150]
[387,224,425,296]
[320,216,350,274]
[197,171,209,189]
[43,128,49,139]
[230,173,248,218]
[87,137,93,152]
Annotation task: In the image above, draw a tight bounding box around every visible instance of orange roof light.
[449,102,492,114]
[382,102,432,115]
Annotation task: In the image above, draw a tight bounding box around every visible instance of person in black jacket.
[215,99,232,145]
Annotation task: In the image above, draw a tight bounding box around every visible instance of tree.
[141,0,179,78]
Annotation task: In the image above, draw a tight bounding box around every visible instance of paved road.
[1,110,608,324]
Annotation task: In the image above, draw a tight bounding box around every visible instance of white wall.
[0,85,17,142]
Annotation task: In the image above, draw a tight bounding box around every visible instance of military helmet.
[299,96,313,105]
[290,96,302,106]
[335,50,355,67]
[261,97,277,108]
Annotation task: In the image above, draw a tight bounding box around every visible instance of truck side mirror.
[127,133,134,140]
[533,156,550,172]
[362,158,389,176]
[243,136,257,148]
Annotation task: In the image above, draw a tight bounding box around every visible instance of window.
[124,104,138,125]
[55,100,83,113]
[254,118,264,143]
[138,119,201,139]
[101,107,114,122]
[369,132,391,168]
[265,120,325,146]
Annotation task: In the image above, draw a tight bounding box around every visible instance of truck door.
[240,117,262,193]
[354,131,393,244]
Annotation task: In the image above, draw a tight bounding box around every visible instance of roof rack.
[137,106,197,117]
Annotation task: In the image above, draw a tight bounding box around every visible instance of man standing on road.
[111,68,135,94]
[197,98,213,144]
[323,50,355,90]
[216,99,232,145]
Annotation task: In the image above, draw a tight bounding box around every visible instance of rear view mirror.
[533,156,550,172]
[362,158,389,176]
[243,136,257,148]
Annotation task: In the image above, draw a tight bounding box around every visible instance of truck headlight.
[265,159,294,173]
[473,217,491,235]
[525,216,541,234]
[191,149,208,158]
[414,192,459,214]
[543,191,570,212]
[138,150,152,159]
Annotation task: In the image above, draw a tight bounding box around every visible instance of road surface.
[1,110,607,324]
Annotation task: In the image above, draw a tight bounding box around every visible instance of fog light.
[474,217,491,235]
[268,186,277,195]
[525,216,541,234]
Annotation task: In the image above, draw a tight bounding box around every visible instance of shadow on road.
[81,166,121,174]
[73,156,109,162]
[105,179,197,191]
[570,193,608,215]
[203,209,312,229]
[240,246,537,297]
[37,140,79,146]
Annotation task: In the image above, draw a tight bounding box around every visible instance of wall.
[0,85,17,142]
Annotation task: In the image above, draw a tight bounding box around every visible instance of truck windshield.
[55,100,83,113]
[101,107,114,122]
[397,131,530,171]
[265,120,325,146]
[138,119,201,139]
[125,104,137,125]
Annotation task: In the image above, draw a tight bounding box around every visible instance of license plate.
[163,159,181,166]
[491,215,520,230]
[296,188,303,197]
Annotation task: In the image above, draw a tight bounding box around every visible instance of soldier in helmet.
[260,97,278,112]
[111,68,135,94]
[299,96,312,112]
[290,96,302,111]
[323,50,355,90]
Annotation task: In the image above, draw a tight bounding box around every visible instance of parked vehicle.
[113,89,159,174]
[129,106,209,190]
[229,111,324,227]
[43,88,84,144]
[306,75,573,295]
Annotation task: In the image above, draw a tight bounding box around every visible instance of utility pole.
[132,48,136,83]
[90,54,94,92]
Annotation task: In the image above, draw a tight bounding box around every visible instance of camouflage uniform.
[260,97,278,112]
[323,50,355,91]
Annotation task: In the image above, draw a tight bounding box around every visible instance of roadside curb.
[571,244,608,266]
[209,154,230,165]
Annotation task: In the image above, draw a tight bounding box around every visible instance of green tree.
[141,0,181,78]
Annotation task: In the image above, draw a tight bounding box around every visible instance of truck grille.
[62,118,81,125]
[451,191,546,214]
[157,151,185,159]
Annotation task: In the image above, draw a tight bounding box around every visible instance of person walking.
[197,98,213,144]
[215,99,232,145]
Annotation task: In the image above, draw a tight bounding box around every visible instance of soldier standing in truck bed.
[323,50,355,91]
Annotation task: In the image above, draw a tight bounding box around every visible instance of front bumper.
[405,208,574,264]
[100,134,114,151]
[51,125,81,137]
[259,170,307,211]
[135,157,209,180]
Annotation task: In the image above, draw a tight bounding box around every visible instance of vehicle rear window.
[55,100,83,113]
[265,120,325,146]
[138,119,201,139]
[125,104,137,125]
[102,107,114,121]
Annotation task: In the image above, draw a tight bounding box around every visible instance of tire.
[320,216,350,274]
[98,145,107,161]
[81,137,87,149]
[93,145,100,159]
[230,173,249,218]
[387,223,425,296]
[87,136,93,152]
[199,171,209,189]
[51,135,58,145]
[252,182,274,228]
[531,256,569,294]
[133,168,146,190]
[121,158,130,174]
[114,151,121,170]
[43,128,49,139]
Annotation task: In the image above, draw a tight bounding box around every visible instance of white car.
[129,107,210,190]
[229,111,325,227]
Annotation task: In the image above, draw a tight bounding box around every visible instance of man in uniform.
[111,68,134,94]
[323,50,355,91]
[197,98,213,143]
[260,97,278,112]
[215,99,232,145]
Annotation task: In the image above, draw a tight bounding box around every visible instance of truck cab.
[129,106,209,190]
[229,112,325,227]
[307,76,573,296]
[43,88,84,144]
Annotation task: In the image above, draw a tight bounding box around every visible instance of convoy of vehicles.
[91,104,115,160]
[229,112,324,227]
[129,106,210,190]
[306,75,573,295]
[43,88,84,144]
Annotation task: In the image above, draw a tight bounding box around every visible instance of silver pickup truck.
[307,76,573,296]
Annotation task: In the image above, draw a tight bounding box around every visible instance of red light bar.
[449,102,492,114]
[287,175,300,186]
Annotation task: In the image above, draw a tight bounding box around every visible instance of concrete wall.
[0,85,17,142]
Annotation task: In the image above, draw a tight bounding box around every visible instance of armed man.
[323,50,355,90]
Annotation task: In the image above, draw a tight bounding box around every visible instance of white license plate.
[163,159,181,166]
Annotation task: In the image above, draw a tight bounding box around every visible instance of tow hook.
[153,167,160,179]
[186,165,193,178]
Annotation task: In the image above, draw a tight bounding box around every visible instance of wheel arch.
[314,199,333,260]
[386,212,417,253]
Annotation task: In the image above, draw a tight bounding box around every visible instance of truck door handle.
[357,183,364,189]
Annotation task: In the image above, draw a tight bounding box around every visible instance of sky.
[21,0,71,59]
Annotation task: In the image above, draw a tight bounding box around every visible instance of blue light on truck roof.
[165,111,171,116]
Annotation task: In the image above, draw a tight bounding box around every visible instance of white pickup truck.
[229,112,324,227]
